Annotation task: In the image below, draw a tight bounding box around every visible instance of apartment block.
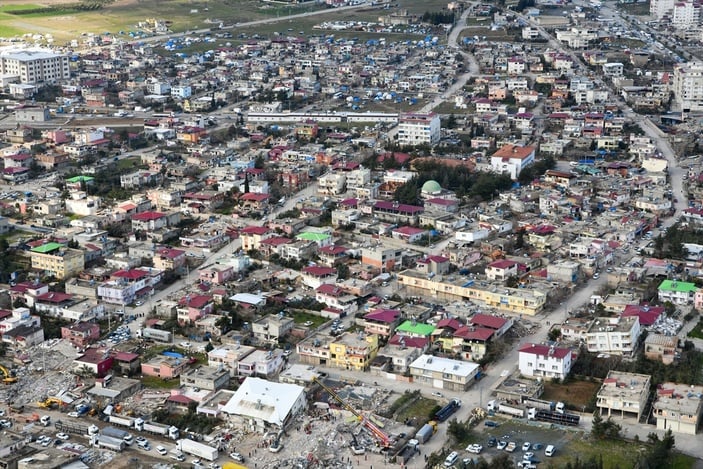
[586,316,641,356]
[397,112,441,146]
[653,382,703,435]
[673,62,703,112]
[518,343,573,381]
[30,242,84,279]
[409,354,480,392]
[0,49,70,84]
[596,371,651,420]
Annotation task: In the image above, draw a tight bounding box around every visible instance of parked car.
[522,442,531,452]
[545,445,556,457]
[156,445,167,455]
[230,453,245,463]
[466,444,483,454]
[497,440,508,450]
[56,433,70,440]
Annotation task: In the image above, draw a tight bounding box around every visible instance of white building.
[490,144,536,179]
[672,1,700,29]
[317,172,347,196]
[221,377,306,432]
[651,0,675,18]
[397,113,441,146]
[586,316,641,356]
[673,61,703,112]
[0,49,70,84]
[518,343,573,380]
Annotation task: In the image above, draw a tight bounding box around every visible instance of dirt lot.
[541,379,601,411]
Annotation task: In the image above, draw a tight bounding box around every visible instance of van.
[545,445,556,457]
[444,451,459,467]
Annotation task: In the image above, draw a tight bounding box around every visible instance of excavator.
[312,377,392,448]
[0,365,17,384]
[37,397,66,409]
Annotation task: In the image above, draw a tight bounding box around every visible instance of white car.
[431,391,444,398]
[303,321,314,326]
[135,436,147,445]
[67,412,79,418]
[497,440,508,450]
[466,444,483,454]
[156,445,167,455]
[522,442,532,452]
[56,433,70,440]
[230,453,245,462]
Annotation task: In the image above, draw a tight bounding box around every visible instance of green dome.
[421,180,442,194]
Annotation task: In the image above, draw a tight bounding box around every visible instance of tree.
[447,418,473,445]
[591,411,622,440]
[548,328,562,342]
[639,430,675,469]
[243,174,250,194]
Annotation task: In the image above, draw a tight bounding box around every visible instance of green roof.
[30,242,64,254]
[396,320,436,336]
[296,232,331,242]
[66,175,94,183]
[658,279,698,293]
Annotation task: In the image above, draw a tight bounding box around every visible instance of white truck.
[135,418,180,439]
[90,435,125,452]
[108,415,136,428]
[177,439,219,461]
[40,415,51,427]
[487,400,525,418]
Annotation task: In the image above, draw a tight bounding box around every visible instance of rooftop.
[409,353,479,377]
[597,371,651,400]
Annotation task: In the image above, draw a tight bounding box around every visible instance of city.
[0,0,702,468]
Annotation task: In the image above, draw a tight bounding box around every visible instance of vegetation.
[446,418,474,446]
[652,223,703,259]
[152,402,222,435]
[421,10,455,24]
[140,375,180,389]
[688,318,703,339]
[591,412,622,440]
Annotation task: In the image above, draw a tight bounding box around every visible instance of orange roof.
[492,144,535,160]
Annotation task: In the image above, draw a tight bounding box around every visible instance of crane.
[312,377,392,448]
[0,365,17,384]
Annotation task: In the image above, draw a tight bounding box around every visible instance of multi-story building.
[361,246,404,272]
[596,371,651,421]
[61,322,100,348]
[363,309,402,338]
[252,315,295,344]
[673,61,703,112]
[317,172,347,196]
[409,354,480,391]
[658,279,698,305]
[237,349,285,378]
[240,226,274,251]
[644,334,679,365]
[141,356,190,379]
[490,144,535,179]
[671,0,700,29]
[0,49,70,84]
[397,112,441,146]
[179,366,230,391]
[518,343,573,380]
[651,0,675,18]
[30,242,84,279]
[328,333,379,371]
[208,344,256,377]
[653,382,703,434]
[586,316,641,356]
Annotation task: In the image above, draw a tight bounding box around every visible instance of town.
[0,0,702,468]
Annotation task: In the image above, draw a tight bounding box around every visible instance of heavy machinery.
[527,407,580,426]
[312,377,392,448]
[37,397,66,409]
[0,365,17,384]
[434,399,461,422]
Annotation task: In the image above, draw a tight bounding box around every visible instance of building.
[73,348,114,378]
[361,246,403,272]
[141,356,190,379]
[328,333,379,371]
[300,265,338,289]
[221,377,306,433]
[397,112,441,146]
[179,366,230,391]
[658,279,698,305]
[363,309,403,338]
[596,371,651,421]
[238,349,285,378]
[252,315,295,344]
[208,344,256,377]
[518,343,573,380]
[653,382,703,435]
[30,243,84,279]
[240,226,274,251]
[408,354,480,391]
[586,316,641,356]
[490,144,536,179]
[673,61,703,112]
[644,334,678,365]
[0,49,70,84]
[60,322,100,348]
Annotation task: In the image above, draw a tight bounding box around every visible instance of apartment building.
[328,333,379,371]
[30,242,84,279]
[518,343,573,380]
[179,366,230,391]
[673,61,703,112]
[397,112,441,146]
[207,344,256,377]
[490,144,535,179]
[658,279,698,305]
[645,334,679,365]
[596,371,651,420]
[0,49,70,84]
[653,382,703,434]
[586,316,641,356]
[409,354,480,392]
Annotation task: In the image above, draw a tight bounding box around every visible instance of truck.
[55,420,99,436]
[177,439,219,462]
[434,399,461,422]
[40,415,51,427]
[527,408,580,426]
[76,404,91,416]
[108,415,136,428]
[397,439,419,464]
[90,434,125,452]
[101,426,132,445]
[135,418,180,440]
[414,421,437,444]
[522,398,557,411]
[486,400,525,418]
[139,327,173,343]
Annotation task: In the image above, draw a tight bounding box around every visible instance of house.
[252,315,295,344]
[141,355,190,379]
[395,320,436,339]
[361,246,403,272]
[485,259,520,281]
[315,284,358,316]
[409,354,480,391]
[199,264,235,285]
[221,377,306,433]
[363,309,403,337]
[469,314,513,337]
[2,323,45,348]
[112,351,141,377]
[237,349,285,378]
[653,382,703,435]
[644,334,678,365]
[490,144,536,179]
[658,279,698,305]
[596,371,651,421]
[73,348,114,378]
[374,340,422,374]
[518,343,573,380]
[391,226,428,244]
[415,256,450,276]
[327,333,379,371]
[180,366,230,391]
[177,294,214,324]
[318,245,349,267]
[30,242,84,279]
[240,226,274,251]
[154,247,186,271]
[452,325,494,361]
[61,322,100,348]
[301,265,338,289]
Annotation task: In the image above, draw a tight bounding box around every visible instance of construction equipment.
[37,397,66,409]
[0,365,17,384]
[349,432,365,455]
[312,377,392,448]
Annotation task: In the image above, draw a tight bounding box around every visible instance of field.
[0,0,452,42]
[541,379,601,411]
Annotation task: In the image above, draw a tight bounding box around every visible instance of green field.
[0,0,452,42]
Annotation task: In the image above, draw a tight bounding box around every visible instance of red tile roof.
[454,326,494,341]
[36,292,73,303]
[621,304,664,326]
[303,266,337,277]
[240,226,270,235]
[388,334,428,348]
[179,294,212,309]
[364,309,401,323]
[518,343,570,359]
[316,284,345,296]
[469,314,509,330]
[112,269,149,280]
[132,211,165,221]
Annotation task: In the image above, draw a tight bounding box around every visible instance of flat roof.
[409,354,479,377]
[30,242,64,253]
